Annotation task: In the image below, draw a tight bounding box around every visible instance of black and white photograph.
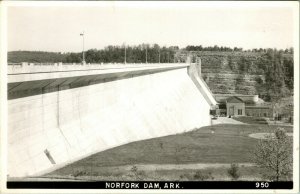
[0,1,299,193]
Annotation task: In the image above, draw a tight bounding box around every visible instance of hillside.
[178,51,293,101]
[195,51,265,95]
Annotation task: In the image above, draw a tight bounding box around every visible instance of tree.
[227,163,240,180]
[262,49,290,101]
[65,53,81,63]
[253,127,292,181]
[283,57,294,91]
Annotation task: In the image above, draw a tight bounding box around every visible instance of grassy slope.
[276,96,294,115]
[47,124,293,177]
[232,117,268,125]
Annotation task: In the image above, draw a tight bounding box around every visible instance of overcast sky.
[7,2,297,52]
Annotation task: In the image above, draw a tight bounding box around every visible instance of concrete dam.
[7,61,217,177]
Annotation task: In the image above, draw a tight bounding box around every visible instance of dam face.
[7,63,216,177]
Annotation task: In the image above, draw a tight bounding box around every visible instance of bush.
[193,170,214,181]
[73,170,88,177]
[253,127,293,181]
[227,163,240,180]
[130,165,146,180]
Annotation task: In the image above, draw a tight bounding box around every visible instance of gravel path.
[212,117,247,125]
[117,163,255,171]
[10,163,257,181]
[249,132,293,139]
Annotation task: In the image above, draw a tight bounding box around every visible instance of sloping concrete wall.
[8,64,214,177]
[188,60,217,107]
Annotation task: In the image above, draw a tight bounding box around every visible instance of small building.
[214,94,272,117]
[226,96,245,116]
[245,105,272,117]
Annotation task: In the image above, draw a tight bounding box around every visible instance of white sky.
[7,1,297,52]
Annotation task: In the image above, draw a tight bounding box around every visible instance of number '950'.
[256,182,269,188]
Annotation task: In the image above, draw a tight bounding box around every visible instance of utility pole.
[80,32,85,64]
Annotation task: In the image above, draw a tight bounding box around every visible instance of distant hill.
[8,51,66,63]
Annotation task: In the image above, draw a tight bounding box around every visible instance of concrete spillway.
[7,62,217,177]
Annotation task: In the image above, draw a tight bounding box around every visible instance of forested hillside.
[8,45,293,102]
[180,50,293,102]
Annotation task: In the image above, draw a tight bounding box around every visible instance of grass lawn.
[46,124,293,180]
[43,166,269,181]
[232,116,268,125]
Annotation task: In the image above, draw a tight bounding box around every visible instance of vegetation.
[8,44,179,64]
[272,96,294,123]
[187,48,293,102]
[232,117,268,125]
[64,44,179,64]
[130,165,146,180]
[40,165,269,181]
[47,124,292,180]
[261,49,293,101]
[185,45,293,54]
[193,170,214,181]
[186,45,243,52]
[227,163,240,180]
[253,127,293,181]
[43,124,293,181]
[8,51,65,63]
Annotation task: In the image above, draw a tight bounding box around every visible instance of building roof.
[214,93,258,104]
[226,96,244,103]
[245,106,270,109]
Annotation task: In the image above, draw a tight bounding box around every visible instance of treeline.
[259,49,294,101]
[8,51,65,63]
[186,45,243,52]
[8,44,294,64]
[225,49,293,101]
[185,45,294,54]
[8,44,180,64]
[65,44,180,63]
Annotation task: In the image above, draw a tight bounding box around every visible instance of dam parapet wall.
[8,62,185,76]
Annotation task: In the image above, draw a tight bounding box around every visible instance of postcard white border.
[0,1,299,194]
